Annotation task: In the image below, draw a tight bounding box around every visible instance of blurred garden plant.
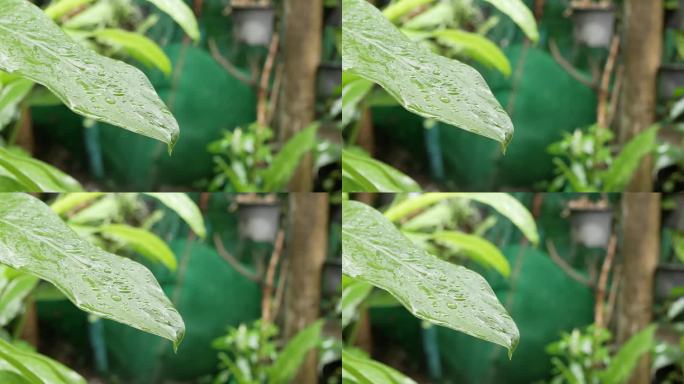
[546,124,659,192]
[545,324,656,384]
[207,122,319,192]
[210,319,325,384]
[341,0,538,192]
[0,192,206,383]
[341,193,539,382]
[0,0,199,191]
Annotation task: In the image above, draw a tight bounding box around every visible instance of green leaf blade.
[342,0,514,147]
[482,0,539,42]
[0,193,185,349]
[342,200,519,354]
[99,224,177,271]
[145,0,200,42]
[0,0,180,149]
[145,193,206,238]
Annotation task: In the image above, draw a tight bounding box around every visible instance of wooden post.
[279,0,323,191]
[619,0,662,191]
[284,193,329,383]
[617,193,660,383]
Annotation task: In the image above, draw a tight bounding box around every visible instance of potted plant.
[656,264,684,301]
[569,1,616,48]
[318,62,342,98]
[236,194,281,243]
[230,0,275,46]
[323,258,342,295]
[567,197,613,249]
[660,34,684,100]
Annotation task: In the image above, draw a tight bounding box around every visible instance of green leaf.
[0,267,39,326]
[93,29,172,75]
[342,200,519,354]
[0,370,33,384]
[145,0,200,42]
[44,0,95,20]
[99,224,177,271]
[341,277,373,327]
[384,193,539,245]
[0,77,33,129]
[482,0,539,42]
[342,149,421,192]
[0,148,83,192]
[262,123,319,191]
[602,125,659,192]
[432,29,511,76]
[0,338,86,384]
[341,75,373,126]
[432,231,511,277]
[50,192,104,215]
[342,348,417,384]
[0,194,185,349]
[382,0,435,21]
[145,193,206,238]
[343,0,514,147]
[600,325,656,384]
[268,320,324,384]
[0,0,180,150]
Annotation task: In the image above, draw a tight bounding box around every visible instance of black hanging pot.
[656,264,684,301]
[238,201,281,243]
[317,63,342,98]
[570,3,615,48]
[569,207,613,249]
[659,64,684,100]
[232,5,275,47]
[323,258,342,296]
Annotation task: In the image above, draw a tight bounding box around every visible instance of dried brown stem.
[262,230,285,325]
[213,234,262,283]
[546,239,593,287]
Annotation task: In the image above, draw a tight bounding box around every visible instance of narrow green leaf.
[50,192,104,215]
[99,224,177,271]
[432,29,511,76]
[0,338,86,384]
[0,148,83,192]
[44,0,95,20]
[343,0,514,147]
[0,0,180,149]
[382,0,435,21]
[145,0,200,42]
[0,194,185,348]
[600,325,656,384]
[0,268,39,326]
[262,123,319,191]
[342,149,421,192]
[0,77,33,128]
[94,29,172,75]
[145,193,206,238]
[0,370,33,384]
[342,348,417,384]
[385,193,539,245]
[341,277,373,327]
[432,231,511,277]
[268,320,324,384]
[482,0,539,42]
[343,200,519,354]
[602,125,659,192]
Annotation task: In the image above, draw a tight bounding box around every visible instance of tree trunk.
[279,0,322,191]
[617,193,660,384]
[619,0,662,191]
[285,193,329,383]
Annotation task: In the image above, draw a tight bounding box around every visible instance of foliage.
[341,0,538,192]
[211,319,324,384]
[545,324,656,384]
[546,124,659,192]
[207,122,319,192]
[0,193,191,383]
[341,147,420,192]
[341,193,538,357]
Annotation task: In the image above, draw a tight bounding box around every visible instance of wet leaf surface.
[0,0,180,149]
[0,194,185,348]
[342,0,514,147]
[342,200,519,354]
